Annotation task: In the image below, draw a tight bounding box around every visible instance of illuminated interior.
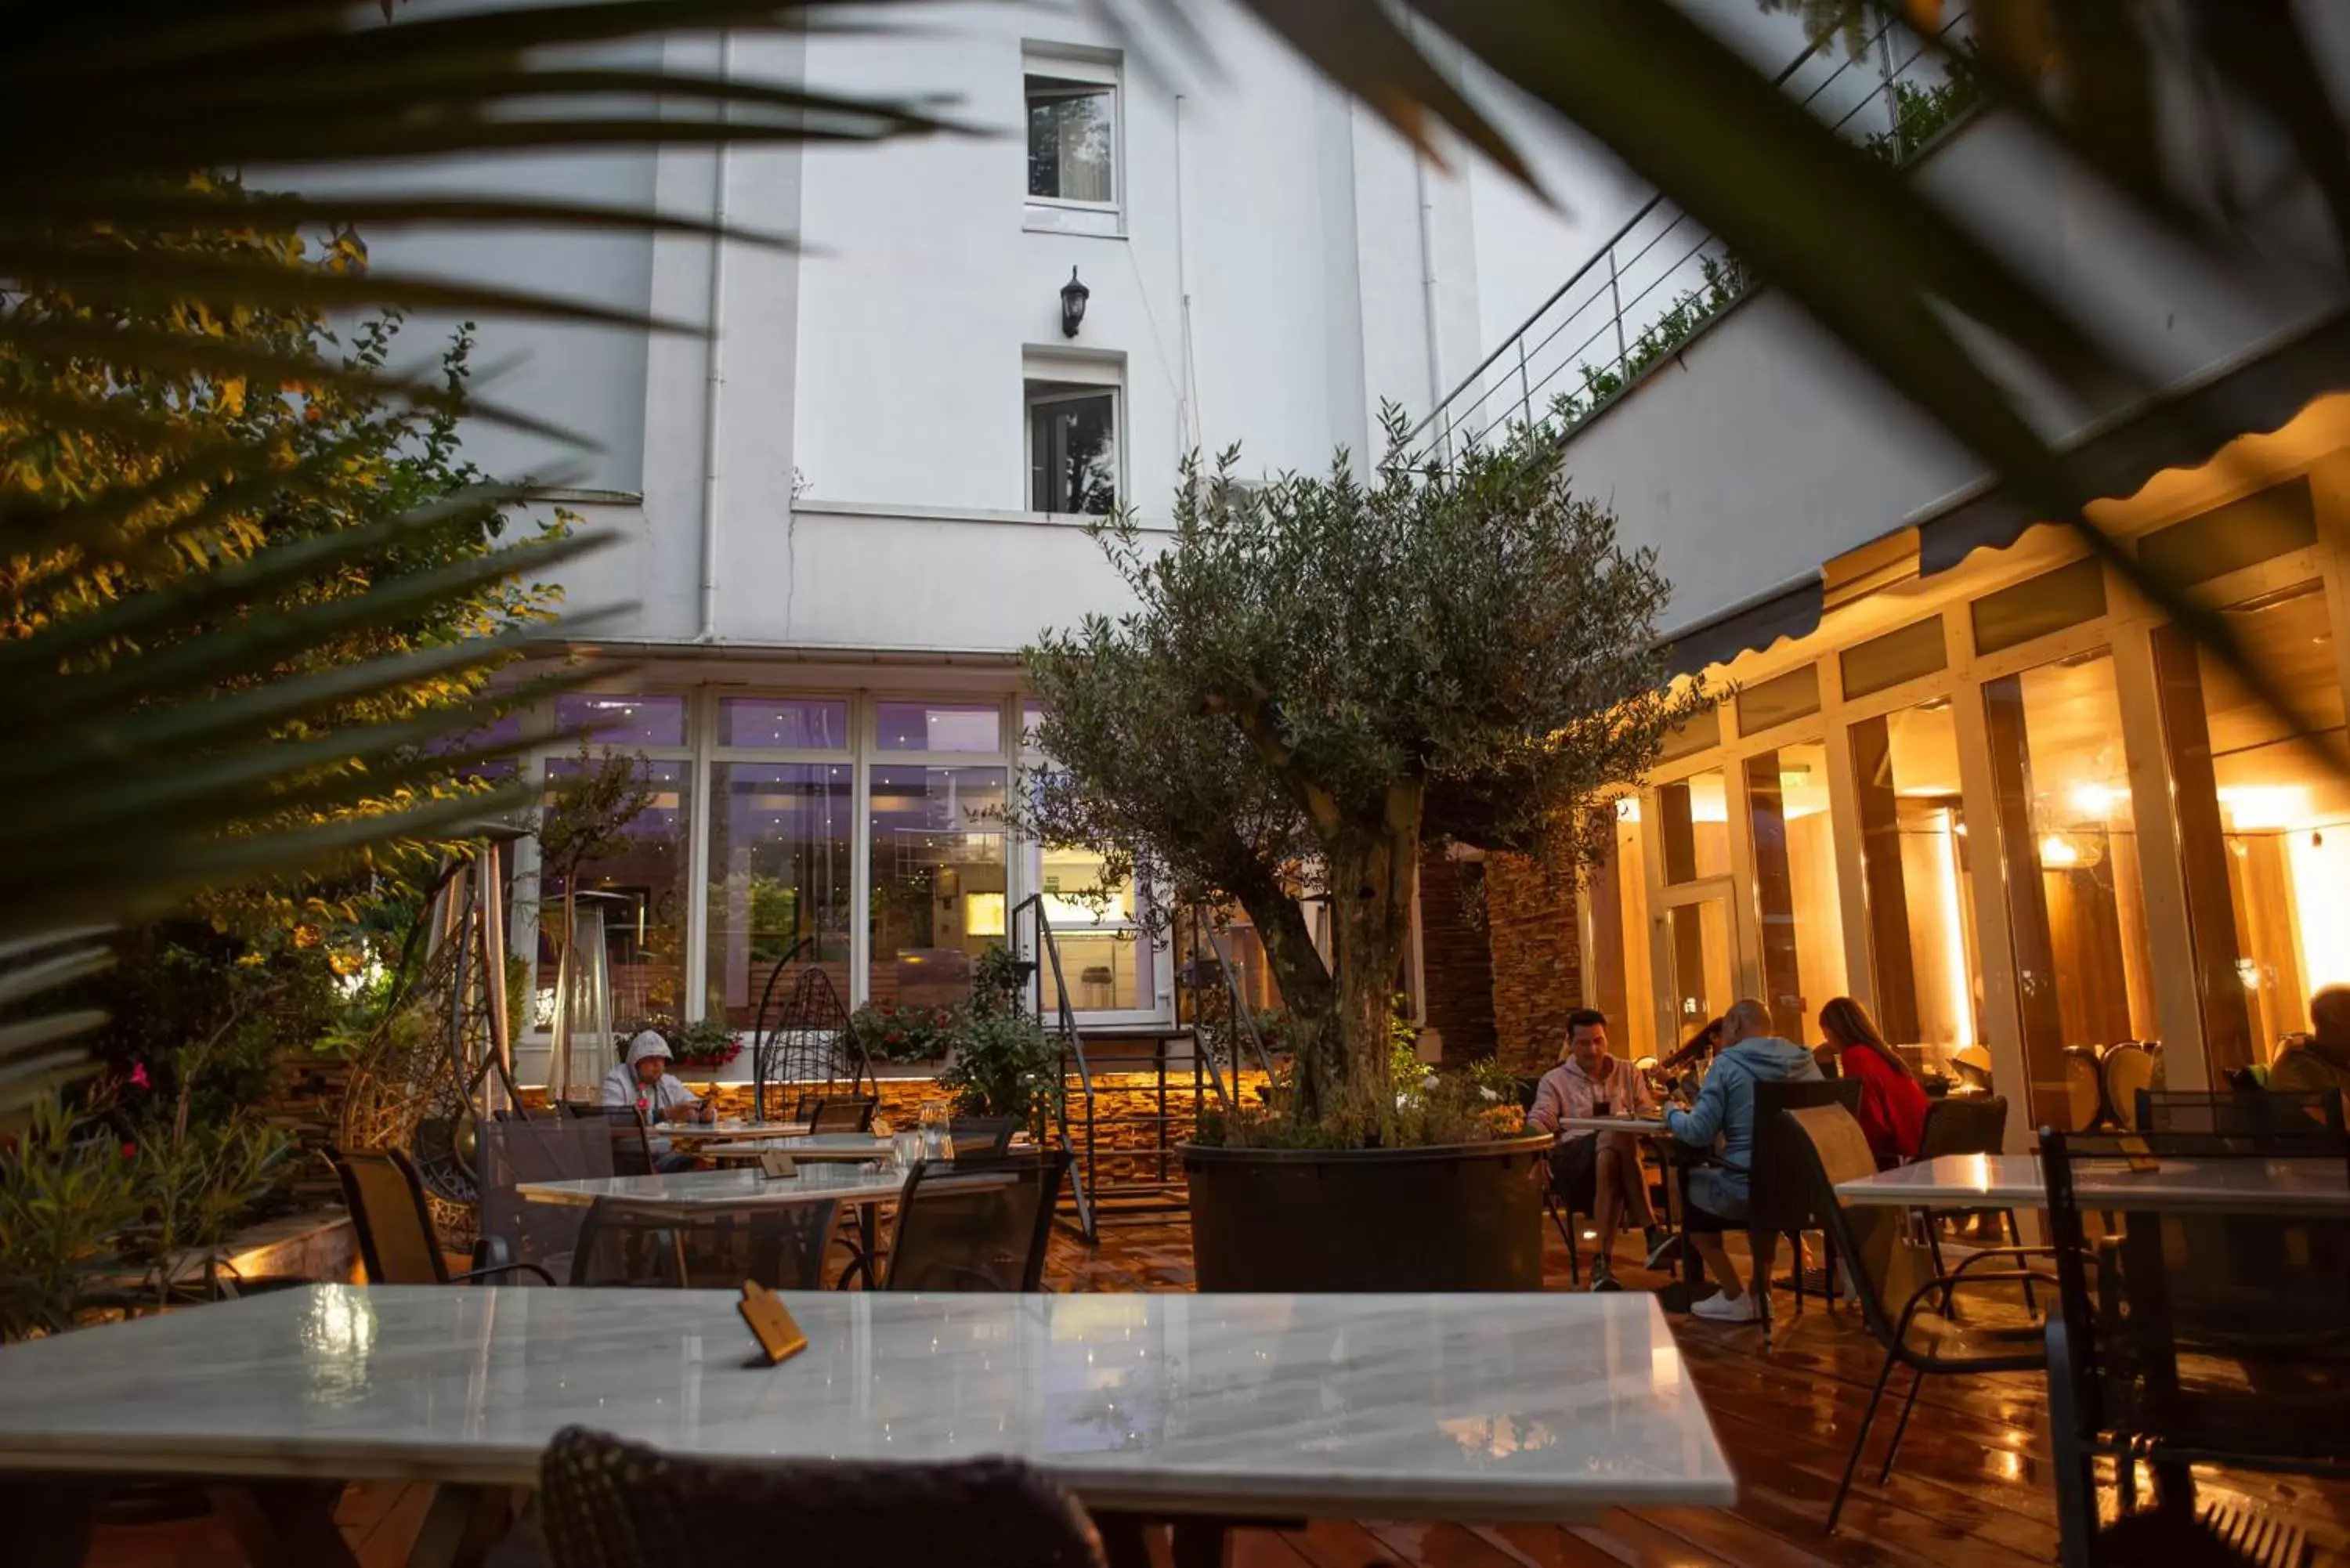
[867,764,1008,1008]
[1851,698,1982,1064]
[1745,741,1846,1044]
[1039,845,1150,1013]
[1582,800,1657,1061]
[2193,580,2350,1056]
[1655,768,1730,883]
[540,757,692,1027]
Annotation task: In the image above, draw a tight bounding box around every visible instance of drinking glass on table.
[891,1130,924,1170]
[1593,1097,1613,1119]
[918,1100,951,1158]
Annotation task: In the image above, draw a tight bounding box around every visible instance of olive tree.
[1023,413,1703,1136]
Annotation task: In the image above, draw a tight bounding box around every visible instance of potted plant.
[1022,416,1697,1289]
[848,1001,960,1066]
[665,1017,744,1075]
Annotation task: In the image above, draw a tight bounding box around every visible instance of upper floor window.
[1026,376,1119,515]
[1025,50,1120,236]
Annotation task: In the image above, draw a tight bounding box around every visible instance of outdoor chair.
[562,1101,659,1176]
[1913,1094,2030,1292]
[334,1147,555,1287]
[881,1150,1070,1292]
[478,1119,614,1282]
[1539,1147,1596,1287]
[1747,1076,1863,1328]
[2099,1043,2158,1130]
[950,1116,1021,1157]
[1779,1104,2048,1532]
[568,1194,841,1290]
[803,1095,880,1133]
[2136,1088,2345,1143]
[2063,1046,2110,1129]
[2041,1128,2350,1568]
[539,1425,1106,1568]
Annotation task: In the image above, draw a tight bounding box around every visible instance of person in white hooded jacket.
[600,1030,713,1170]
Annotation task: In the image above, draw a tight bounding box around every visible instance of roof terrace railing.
[1397,9,1976,471]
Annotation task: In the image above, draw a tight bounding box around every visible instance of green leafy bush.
[938,1010,1061,1125]
[850,1002,960,1064]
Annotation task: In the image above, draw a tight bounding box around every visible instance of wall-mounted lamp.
[1060,266,1090,338]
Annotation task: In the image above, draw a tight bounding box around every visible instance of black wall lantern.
[1059,266,1090,338]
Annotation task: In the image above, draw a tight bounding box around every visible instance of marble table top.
[704,1133,895,1163]
[1558,1116,1676,1136]
[665,1121,815,1142]
[0,1286,1734,1519]
[517,1164,910,1210]
[1838,1152,2350,1213]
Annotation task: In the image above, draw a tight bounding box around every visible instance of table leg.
[836,1204,882,1290]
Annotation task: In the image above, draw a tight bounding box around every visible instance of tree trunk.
[1313,816,1422,1136]
[1227,880,1337,1116]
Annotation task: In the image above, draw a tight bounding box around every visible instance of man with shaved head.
[1665,997,1823,1324]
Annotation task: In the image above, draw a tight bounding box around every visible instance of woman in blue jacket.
[1665,998,1823,1324]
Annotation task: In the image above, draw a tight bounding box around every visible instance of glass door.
[1660,881,1740,1042]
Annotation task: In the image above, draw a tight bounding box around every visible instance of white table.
[1836,1152,2350,1215]
[1559,1115,1676,1136]
[664,1120,815,1143]
[0,1284,1734,1526]
[514,1163,909,1211]
[703,1133,895,1163]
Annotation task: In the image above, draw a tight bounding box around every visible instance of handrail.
[1012,891,1097,1241]
[1195,908,1275,1086]
[1398,7,1972,470]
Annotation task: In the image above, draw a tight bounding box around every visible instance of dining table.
[0,1284,1736,1568]
[1835,1151,2350,1214]
[699,1132,898,1163]
[516,1162,915,1290]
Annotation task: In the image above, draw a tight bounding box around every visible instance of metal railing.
[1398,8,1976,471]
[1010,891,1097,1241]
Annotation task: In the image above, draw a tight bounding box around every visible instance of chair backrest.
[882,1151,1069,1292]
[563,1104,657,1176]
[2100,1043,2157,1129]
[569,1195,842,1290]
[540,1425,1106,1568]
[479,1121,615,1279]
[335,1147,450,1286]
[1950,1045,1996,1092]
[1746,1076,1864,1231]
[2041,1128,2350,1472]
[950,1117,1020,1157]
[808,1096,879,1134]
[2137,1089,2347,1143]
[2062,1045,2108,1129]
[1779,1105,1943,1350]
[1916,1093,2008,1161]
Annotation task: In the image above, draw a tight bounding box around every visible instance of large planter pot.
[1181,1134,1553,1292]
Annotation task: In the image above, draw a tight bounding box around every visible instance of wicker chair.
[2136,1088,2345,1143]
[2042,1128,2350,1567]
[539,1425,1107,1568]
[1778,1104,2047,1530]
[568,1194,841,1290]
[334,1148,554,1287]
[882,1151,1069,1292]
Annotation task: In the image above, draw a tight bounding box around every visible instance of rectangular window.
[876,700,1003,754]
[1656,769,1730,884]
[2138,479,2316,588]
[1983,649,2157,1128]
[1736,664,1821,737]
[538,756,693,1030]
[2156,580,2350,1073]
[1027,380,1119,515]
[1841,616,1947,700]
[1581,800,1656,1063]
[555,693,687,748]
[868,764,1010,1010]
[1745,742,1846,1043]
[704,763,854,1028]
[1849,699,1983,1071]
[1026,72,1115,206]
[1656,704,1721,762]
[1972,558,2107,656]
[718,697,848,751]
[1039,844,1152,1014]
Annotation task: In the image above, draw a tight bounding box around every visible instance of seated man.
[600,1029,714,1172]
[1664,997,1822,1324]
[1527,1007,1659,1290]
[2271,985,2350,1110]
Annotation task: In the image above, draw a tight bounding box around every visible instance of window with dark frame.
[1025,380,1117,514]
[1025,74,1115,204]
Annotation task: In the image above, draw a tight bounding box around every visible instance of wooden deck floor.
[86,1217,2350,1568]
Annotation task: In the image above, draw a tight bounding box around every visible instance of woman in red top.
[1820,996,1929,1167]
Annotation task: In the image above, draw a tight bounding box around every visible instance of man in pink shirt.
[1526,1008,1660,1290]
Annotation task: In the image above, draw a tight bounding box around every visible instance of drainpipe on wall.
[1412,149,1444,457]
[695,32,736,645]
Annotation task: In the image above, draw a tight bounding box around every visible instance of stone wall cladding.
[1483,848,1584,1077]
[1416,845,1497,1065]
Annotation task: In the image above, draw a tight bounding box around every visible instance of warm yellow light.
[965,892,1007,938]
[2218,786,2312,831]
[2040,834,2080,868]
[1615,797,1641,823]
[1931,811,1975,1046]
[2289,829,2350,988]
[2069,782,2121,818]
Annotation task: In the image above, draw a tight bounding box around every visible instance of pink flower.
[129,1062,150,1091]
[121,1143,137,1161]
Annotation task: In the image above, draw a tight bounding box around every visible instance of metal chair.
[2041,1128,2350,1567]
[2099,1043,2158,1130]
[1778,1105,2047,1532]
[1913,1094,2030,1291]
[539,1425,1106,1568]
[562,1101,658,1176]
[568,1194,841,1290]
[1747,1076,1863,1324]
[882,1150,1070,1292]
[334,1147,554,1287]
[801,1095,880,1134]
[478,1120,615,1282]
[950,1116,1021,1157]
[2136,1088,2345,1143]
